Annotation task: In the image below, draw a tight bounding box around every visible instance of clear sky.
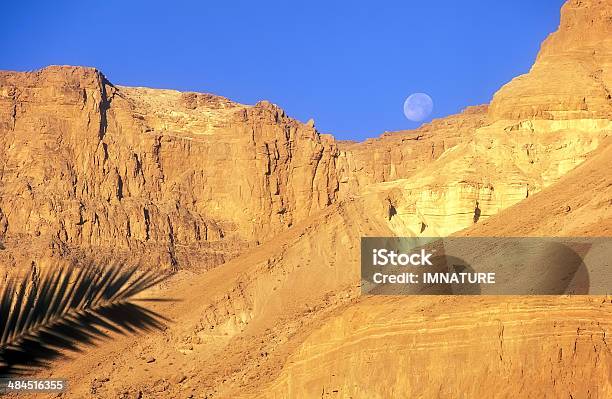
[1,0,565,141]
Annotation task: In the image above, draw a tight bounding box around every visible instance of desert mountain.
[1,1,609,273]
[0,0,611,397]
[253,138,612,399]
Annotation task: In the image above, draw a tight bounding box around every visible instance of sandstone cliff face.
[250,136,612,398]
[0,67,344,273]
[0,65,495,277]
[3,58,607,274]
[258,297,612,399]
[361,0,612,237]
[489,0,612,121]
[370,117,607,236]
[336,105,489,187]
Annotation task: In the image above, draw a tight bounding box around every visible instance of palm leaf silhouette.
[0,262,170,376]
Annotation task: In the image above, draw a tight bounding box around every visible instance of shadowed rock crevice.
[473,201,481,224]
[387,199,397,220]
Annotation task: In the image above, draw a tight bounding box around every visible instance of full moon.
[403,93,433,122]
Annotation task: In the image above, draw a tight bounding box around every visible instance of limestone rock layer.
[0,67,344,273]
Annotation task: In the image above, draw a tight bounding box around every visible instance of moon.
[403,93,433,122]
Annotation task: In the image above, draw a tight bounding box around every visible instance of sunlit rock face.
[489,0,612,121]
[0,67,343,273]
[336,105,489,188]
[371,118,607,237]
[255,297,612,399]
[247,135,612,399]
[0,0,611,276]
[357,0,612,237]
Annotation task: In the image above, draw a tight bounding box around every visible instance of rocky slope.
[253,138,612,398]
[259,296,612,399]
[29,138,611,398]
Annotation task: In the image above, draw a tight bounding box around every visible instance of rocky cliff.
[252,137,612,399]
[489,0,612,121]
[2,0,610,271]
[358,0,611,236]
[2,52,608,272]
[0,67,345,274]
[250,2,612,396]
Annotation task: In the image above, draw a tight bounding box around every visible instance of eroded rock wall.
[0,67,343,273]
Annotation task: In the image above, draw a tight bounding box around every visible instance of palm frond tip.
[0,263,169,375]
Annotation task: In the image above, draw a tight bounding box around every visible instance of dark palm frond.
[0,262,171,376]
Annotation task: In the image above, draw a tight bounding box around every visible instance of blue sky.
[1,1,565,141]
